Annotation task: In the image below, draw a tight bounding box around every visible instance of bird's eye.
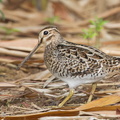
[43,31,48,35]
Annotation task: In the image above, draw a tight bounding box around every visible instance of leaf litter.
[0,0,120,120]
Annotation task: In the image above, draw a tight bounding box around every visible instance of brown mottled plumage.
[19,26,120,107]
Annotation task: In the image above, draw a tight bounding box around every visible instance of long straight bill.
[18,38,43,69]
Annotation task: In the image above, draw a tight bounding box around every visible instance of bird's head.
[18,26,60,68]
[39,26,60,46]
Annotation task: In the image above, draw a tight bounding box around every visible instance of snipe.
[18,26,120,107]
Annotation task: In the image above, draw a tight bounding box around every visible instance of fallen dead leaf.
[0,82,17,88]
[74,93,120,111]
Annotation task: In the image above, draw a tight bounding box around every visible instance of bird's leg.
[58,89,74,107]
[87,83,97,103]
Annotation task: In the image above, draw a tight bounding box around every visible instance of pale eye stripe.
[53,28,60,33]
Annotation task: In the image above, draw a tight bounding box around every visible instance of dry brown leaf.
[95,89,120,94]
[59,0,86,19]
[95,81,120,87]
[0,39,38,50]
[51,1,74,21]
[79,110,120,118]
[105,23,120,29]
[0,58,15,63]
[85,105,120,111]
[74,93,120,111]
[0,82,17,88]
[2,9,45,24]
[0,110,79,120]
[15,70,50,84]
[39,116,97,120]
[0,47,43,59]
[34,70,51,80]
[101,45,120,56]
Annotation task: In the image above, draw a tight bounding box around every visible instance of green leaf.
[90,18,108,32]
[82,28,97,40]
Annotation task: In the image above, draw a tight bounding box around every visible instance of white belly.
[55,74,106,89]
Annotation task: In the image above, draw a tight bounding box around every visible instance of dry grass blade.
[95,89,120,94]
[15,70,50,84]
[39,116,98,120]
[34,70,51,80]
[27,87,52,94]
[43,75,55,88]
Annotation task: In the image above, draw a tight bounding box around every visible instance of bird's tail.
[113,56,120,71]
[105,56,120,80]
[115,56,120,64]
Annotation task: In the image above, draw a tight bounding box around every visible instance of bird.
[18,26,120,107]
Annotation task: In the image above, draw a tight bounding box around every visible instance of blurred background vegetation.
[0,0,120,69]
[0,0,120,117]
[0,0,120,43]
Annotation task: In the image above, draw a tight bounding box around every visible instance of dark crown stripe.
[40,26,58,32]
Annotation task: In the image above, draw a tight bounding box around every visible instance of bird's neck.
[47,34,64,47]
